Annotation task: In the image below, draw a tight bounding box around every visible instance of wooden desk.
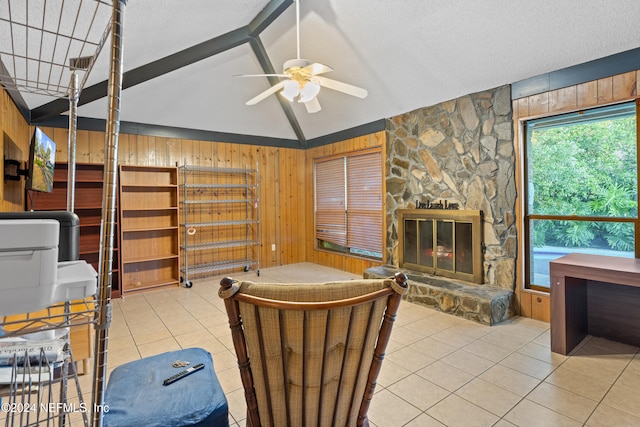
[550,253,640,355]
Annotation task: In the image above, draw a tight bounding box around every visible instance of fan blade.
[316,76,368,98]
[235,74,288,78]
[303,63,333,75]
[303,97,321,113]
[246,80,287,105]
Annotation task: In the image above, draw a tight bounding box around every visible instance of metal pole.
[245,166,249,269]
[92,1,126,426]
[67,72,79,212]
[182,163,189,285]
[256,162,260,275]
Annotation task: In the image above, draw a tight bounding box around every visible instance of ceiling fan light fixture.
[281,79,300,102]
[299,79,320,103]
[239,0,367,111]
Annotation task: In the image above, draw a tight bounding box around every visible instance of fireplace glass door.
[420,220,434,268]
[403,219,435,267]
[399,209,482,283]
[455,222,473,274]
[403,219,417,264]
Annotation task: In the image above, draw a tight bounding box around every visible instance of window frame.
[313,147,383,260]
[522,100,640,292]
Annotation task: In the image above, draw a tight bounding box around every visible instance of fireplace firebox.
[398,209,483,283]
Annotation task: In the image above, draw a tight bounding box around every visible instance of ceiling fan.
[240,0,368,113]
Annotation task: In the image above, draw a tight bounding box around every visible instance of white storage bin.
[0,219,59,316]
[53,260,97,303]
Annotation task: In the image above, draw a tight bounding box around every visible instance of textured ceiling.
[2,0,640,144]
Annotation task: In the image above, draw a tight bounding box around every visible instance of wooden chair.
[219,273,409,427]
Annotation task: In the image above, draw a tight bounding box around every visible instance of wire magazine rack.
[0,0,125,426]
[0,299,98,426]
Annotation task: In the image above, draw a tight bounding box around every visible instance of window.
[524,101,638,290]
[314,149,383,259]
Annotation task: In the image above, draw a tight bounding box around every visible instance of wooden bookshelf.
[25,161,120,372]
[119,165,180,294]
[26,162,121,298]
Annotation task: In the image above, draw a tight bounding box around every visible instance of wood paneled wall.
[1,81,386,278]
[0,90,30,212]
[33,126,306,273]
[303,131,386,275]
[512,69,640,322]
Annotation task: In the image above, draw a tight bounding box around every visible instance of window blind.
[347,152,383,254]
[315,157,347,246]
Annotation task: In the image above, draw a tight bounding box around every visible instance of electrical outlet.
[271,244,276,251]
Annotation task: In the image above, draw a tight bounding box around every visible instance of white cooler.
[0,219,97,317]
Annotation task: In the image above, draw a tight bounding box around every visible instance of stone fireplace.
[385,84,516,290]
[364,85,517,325]
[399,208,483,284]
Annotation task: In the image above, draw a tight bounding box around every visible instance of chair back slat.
[333,306,355,426]
[302,310,308,426]
[318,310,331,427]
[278,310,292,427]
[220,274,408,427]
[346,298,386,425]
[253,305,276,427]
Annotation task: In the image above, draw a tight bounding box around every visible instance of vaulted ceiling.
[2,0,640,146]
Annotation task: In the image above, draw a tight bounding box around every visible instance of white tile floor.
[37,263,640,426]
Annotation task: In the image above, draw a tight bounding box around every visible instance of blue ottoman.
[104,348,228,427]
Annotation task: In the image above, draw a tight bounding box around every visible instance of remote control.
[162,363,205,386]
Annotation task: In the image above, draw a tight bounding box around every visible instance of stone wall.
[385,85,516,290]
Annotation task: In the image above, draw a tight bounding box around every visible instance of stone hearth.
[364,265,514,325]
